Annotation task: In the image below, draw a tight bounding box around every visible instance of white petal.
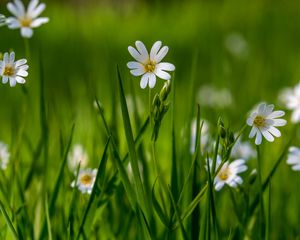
[272,119,287,127]
[292,165,300,171]
[261,130,274,142]
[156,62,175,71]
[148,74,156,88]
[128,46,144,63]
[154,46,169,63]
[130,68,145,76]
[16,69,28,77]
[140,73,150,89]
[15,76,26,84]
[155,68,171,80]
[127,61,143,69]
[268,126,281,137]
[7,2,23,17]
[255,131,262,145]
[291,109,300,123]
[6,17,20,29]
[135,41,149,62]
[247,117,254,126]
[29,3,46,18]
[150,41,162,60]
[14,0,26,15]
[30,17,49,27]
[230,159,246,169]
[265,104,275,115]
[9,52,15,63]
[249,126,257,138]
[2,76,9,84]
[9,77,17,87]
[18,65,29,71]
[15,59,27,67]
[3,53,9,64]
[215,181,225,191]
[21,27,33,38]
[268,110,285,119]
[258,103,266,113]
[28,0,39,13]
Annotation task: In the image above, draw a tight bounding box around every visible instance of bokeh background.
[1,0,300,239]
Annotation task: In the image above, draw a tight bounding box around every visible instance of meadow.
[0,0,300,239]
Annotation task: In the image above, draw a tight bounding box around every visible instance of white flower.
[207,156,247,191]
[279,83,300,123]
[127,41,175,89]
[286,146,300,171]
[225,32,249,59]
[231,138,255,160]
[6,0,49,38]
[190,118,210,154]
[247,103,287,145]
[0,14,6,27]
[0,52,28,87]
[67,144,88,172]
[71,168,97,194]
[0,142,10,170]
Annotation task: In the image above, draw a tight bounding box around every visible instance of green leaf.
[0,200,19,239]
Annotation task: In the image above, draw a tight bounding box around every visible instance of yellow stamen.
[20,17,32,27]
[144,60,156,73]
[3,65,15,76]
[80,174,93,185]
[218,167,231,181]
[253,115,266,128]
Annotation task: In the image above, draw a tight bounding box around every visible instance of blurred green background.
[1,0,300,239]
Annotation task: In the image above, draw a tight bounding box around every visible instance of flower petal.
[150,41,162,60]
[15,76,26,84]
[249,126,257,138]
[2,76,9,84]
[130,68,145,76]
[135,41,149,62]
[29,3,46,18]
[128,46,144,63]
[31,17,49,27]
[127,61,143,70]
[6,17,20,29]
[268,110,285,119]
[261,129,274,142]
[215,181,225,191]
[156,62,175,71]
[140,73,150,89]
[255,130,262,145]
[155,68,171,80]
[269,126,281,137]
[16,69,28,77]
[15,59,27,67]
[28,0,39,13]
[148,73,156,88]
[154,46,169,63]
[9,52,15,63]
[9,77,16,87]
[21,27,33,38]
[272,119,287,127]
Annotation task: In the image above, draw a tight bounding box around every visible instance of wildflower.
[71,169,97,194]
[0,51,28,87]
[67,144,88,172]
[0,14,6,27]
[225,32,249,59]
[190,118,210,154]
[286,146,300,171]
[231,138,255,160]
[6,0,49,38]
[247,103,286,145]
[0,142,10,170]
[207,156,248,191]
[127,41,175,89]
[279,83,300,123]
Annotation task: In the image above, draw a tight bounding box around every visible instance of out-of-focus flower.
[286,146,300,171]
[0,51,28,87]
[279,83,300,123]
[247,103,286,145]
[6,0,49,38]
[127,40,175,89]
[206,156,248,191]
[0,14,6,27]
[0,142,10,170]
[190,118,210,154]
[71,168,97,194]
[67,144,88,172]
[225,32,249,59]
[231,138,255,160]
[197,85,233,109]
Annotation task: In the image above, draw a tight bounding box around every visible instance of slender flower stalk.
[127,40,175,89]
[6,0,49,38]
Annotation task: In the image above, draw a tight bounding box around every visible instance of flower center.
[80,174,93,185]
[3,65,15,76]
[218,167,231,181]
[253,115,266,128]
[20,17,32,27]
[144,60,156,73]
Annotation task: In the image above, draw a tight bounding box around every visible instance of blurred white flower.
[197,85,233,109]
[127,40,175,89]
[225,32,249,59]
[67,144,88,172]
[71,168,97,194]
[0,142,10,170]
[0,52,28,87]
[207,156,247,191]
[0,14,6,27]
[6,0,49,38]
[247,103,286,145]
[279,83,300,123]
[231,139,255,160]
[286,146,300,171]
[190,118,210,154]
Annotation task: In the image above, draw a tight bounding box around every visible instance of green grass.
[0,0,300,239]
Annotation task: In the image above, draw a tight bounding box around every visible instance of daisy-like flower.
[286,146,300,171]
[67,144,88,172]
[0,14,6,27]
[0,142,10,170]
[127,41,175,89]
[6,0,49,38]
[0,52,28,87]
[247,103,287,145]
[279,83,300,123]
[207,156,248,191]
[231,138,255,160]
[71,169,97,194]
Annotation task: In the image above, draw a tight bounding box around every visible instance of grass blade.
[0,200,18,239]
